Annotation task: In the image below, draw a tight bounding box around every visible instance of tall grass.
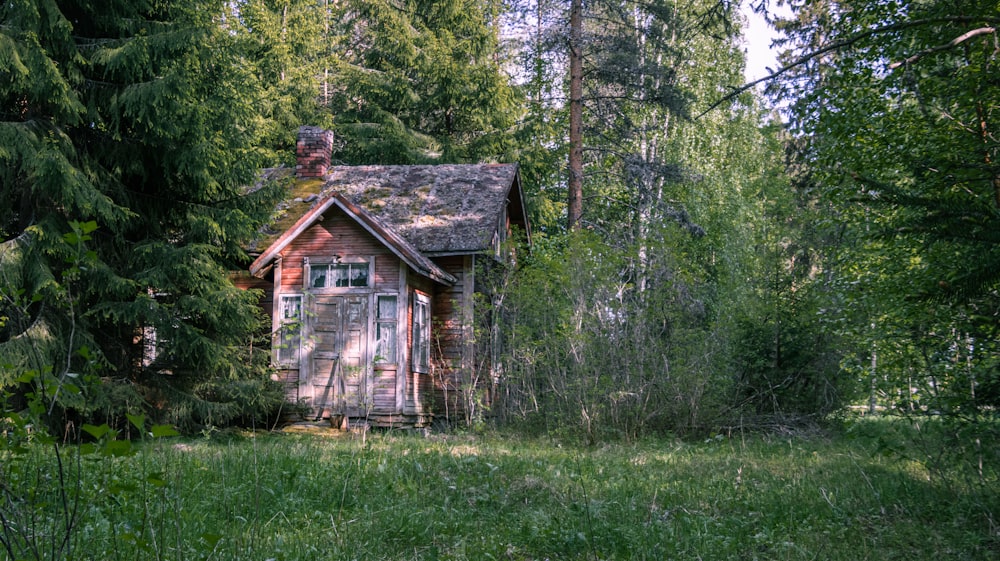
[3,420,997,560]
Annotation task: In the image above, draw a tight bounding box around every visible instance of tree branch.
[889,27,997,69]
[697,16,1000,118]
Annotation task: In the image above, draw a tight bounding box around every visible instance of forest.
[1,0,998,557]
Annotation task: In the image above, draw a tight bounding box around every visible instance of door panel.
[308,295,369,417]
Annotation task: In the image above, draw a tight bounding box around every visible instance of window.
[276,295,302,366]
[309,263,369,289]
[412,293,431,373]
[374,295,397,364]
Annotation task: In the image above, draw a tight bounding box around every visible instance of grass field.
[3,419,998,560]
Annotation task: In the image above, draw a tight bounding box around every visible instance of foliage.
[0,408,181,560]
[489,232,734,441]
[327,0,519,164]
[233,0,519,163]
[232,0,339,162]
[0,0,285,430]
[766,0,1000,487]
[0,284,180,561]
[493,0,842,436]
[503,0,704,234]
[776,2,1000,395]
[729,129,858,421]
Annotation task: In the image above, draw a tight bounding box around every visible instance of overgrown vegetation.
[2,424,997,560]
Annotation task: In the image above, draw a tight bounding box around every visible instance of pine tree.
[503,0,705,234]
[1,0,284,429]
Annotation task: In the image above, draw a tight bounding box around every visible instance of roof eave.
[250,192,456,287]
[330,193,457,286]
[249,196,339,277]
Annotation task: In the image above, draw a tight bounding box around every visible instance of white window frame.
[276,294,303,366]
[305,257,373,290]
[412,293,431,373]
[374,293,398,365]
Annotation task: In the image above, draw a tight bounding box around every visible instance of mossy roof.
[250,163,527,257]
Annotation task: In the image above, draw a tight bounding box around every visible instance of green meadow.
[3,420,997,560]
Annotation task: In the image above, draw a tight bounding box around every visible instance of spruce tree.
[763,1,1000,488]
[330,0,518,164]
[229,0,519,166]
[234,0,339,162]
[1,0,283,429]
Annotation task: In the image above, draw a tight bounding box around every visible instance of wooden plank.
[373,369,396,413]
[424,255,481,421]
[277,368,299,403]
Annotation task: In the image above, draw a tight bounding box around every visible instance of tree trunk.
[567,0,583,230]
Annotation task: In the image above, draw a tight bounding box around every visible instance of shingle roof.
[248,163,528,281]
[325,164,523,254]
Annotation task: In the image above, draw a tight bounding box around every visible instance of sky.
[741,4,791,82]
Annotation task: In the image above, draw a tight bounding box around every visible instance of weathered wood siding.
[276,369,299,403]
[407,275,434,418]
[373,368,396,415]
[430,255,474,422]
[277,215,398,293]
[241,201,510,427]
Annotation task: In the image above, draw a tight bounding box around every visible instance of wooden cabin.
[241,126,529,427]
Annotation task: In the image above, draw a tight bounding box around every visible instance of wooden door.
[309,295,369,417]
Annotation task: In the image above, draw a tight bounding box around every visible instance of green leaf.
[78,220,98,234]
[102,439,134,457]
[146,473,168,487]
[126,413,146,432]
[82,423,111,439]
[150,424,180,438]
[199,533,223,547]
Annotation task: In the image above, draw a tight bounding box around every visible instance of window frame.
[304,257,374,291]
[412,292,431,374]
[374,293,398,366]
[276,294,303,367]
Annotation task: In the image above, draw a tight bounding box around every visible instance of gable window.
[412,293,431,373]
[276,294,302,366]
[375,295,397,365]
[309,262,369,288]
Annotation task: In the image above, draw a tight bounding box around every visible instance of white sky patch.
[741,3,792,83]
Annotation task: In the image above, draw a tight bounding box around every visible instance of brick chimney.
[296,126,334,179]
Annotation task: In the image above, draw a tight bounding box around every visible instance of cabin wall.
[430,255,476,422]
[244,205,521,427]
[405,275,433,421]
[274,212,410,419]
[277,219,402,291]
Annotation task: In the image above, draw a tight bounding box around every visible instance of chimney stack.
[296,126,334,179]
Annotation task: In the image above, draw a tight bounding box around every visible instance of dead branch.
[697,15,1000,118]
[888,26,996,69]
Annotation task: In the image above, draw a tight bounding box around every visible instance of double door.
[306,295,369,417]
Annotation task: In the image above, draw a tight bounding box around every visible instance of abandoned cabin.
[236,126,529,428]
